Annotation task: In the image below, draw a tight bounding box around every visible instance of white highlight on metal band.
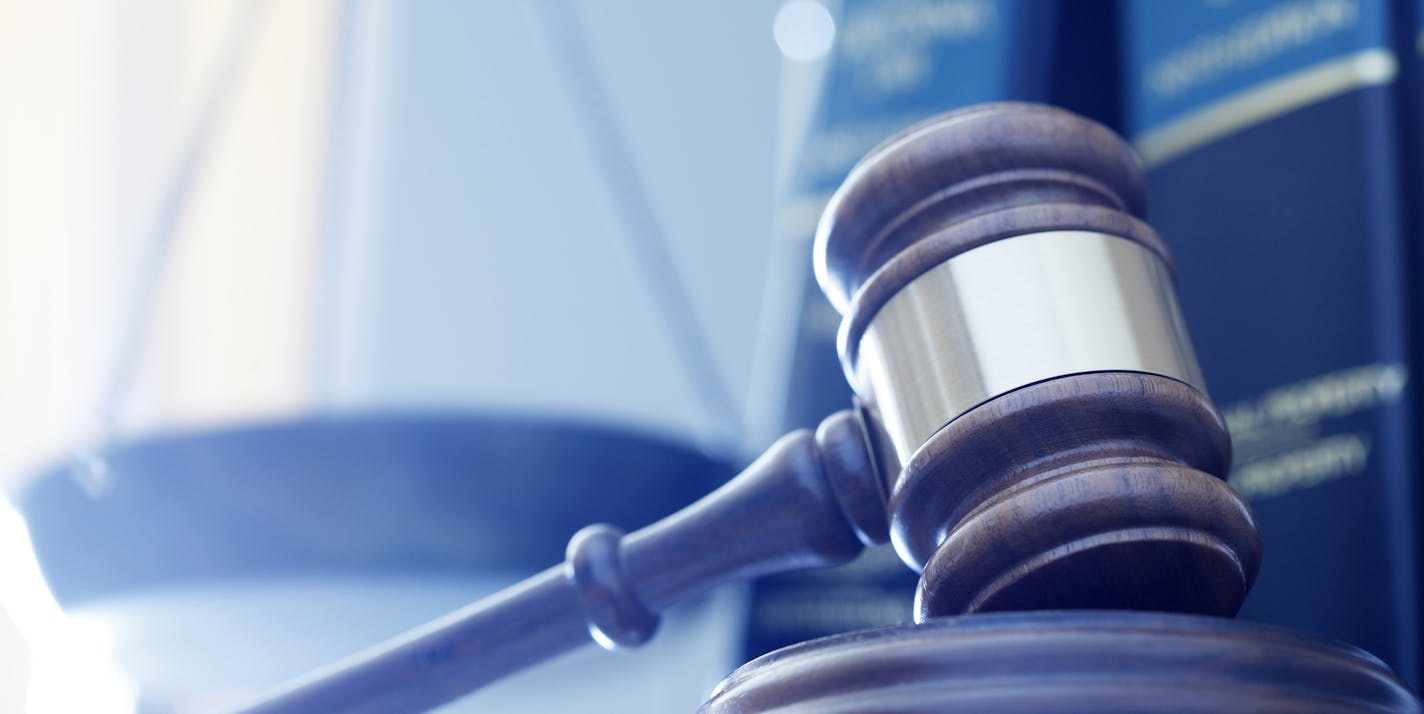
[1134,48,1397,167]
[855,231,1205,464]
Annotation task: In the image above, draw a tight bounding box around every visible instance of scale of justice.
[29,103,1424,712]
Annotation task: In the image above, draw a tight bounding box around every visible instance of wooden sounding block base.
[703,611,1418,713]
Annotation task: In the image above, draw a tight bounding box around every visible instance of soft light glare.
[0,499,135,714]
[773,0,835,63]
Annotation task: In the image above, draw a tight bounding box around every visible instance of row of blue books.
[756,0,1424,691]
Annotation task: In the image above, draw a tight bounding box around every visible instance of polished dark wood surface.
[902,372,1259,619]
[818,102,1263,620]
[816,102,1150,311]
[702,611,1421,713]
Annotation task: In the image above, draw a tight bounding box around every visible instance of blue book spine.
[1122,0,1419,686]
[1399,0,1424,686]
[748,0,1117,659]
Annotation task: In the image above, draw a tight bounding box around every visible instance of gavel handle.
[236,409,888,714]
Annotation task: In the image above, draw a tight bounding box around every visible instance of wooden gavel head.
[816,102,1262,621]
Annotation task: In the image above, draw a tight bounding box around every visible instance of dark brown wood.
[702,611,1421,713]
[901,372,1259,619]
[620,408,888,614]
[816,101,1264,620]
[816,102,1149,311]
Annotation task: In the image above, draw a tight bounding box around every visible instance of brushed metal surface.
[854,231,1205,464]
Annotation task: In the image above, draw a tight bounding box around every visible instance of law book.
[1396,0,1424,685]
[1121,0,1419,687]
[745,0,1118,659]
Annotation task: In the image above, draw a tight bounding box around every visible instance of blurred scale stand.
[0,0,333,489]
[0,0,805,711]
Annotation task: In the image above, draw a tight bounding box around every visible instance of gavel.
[240,103,1419,713]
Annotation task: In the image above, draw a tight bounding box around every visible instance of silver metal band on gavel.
[810,104,1203,476]
[837,229,1204,468]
